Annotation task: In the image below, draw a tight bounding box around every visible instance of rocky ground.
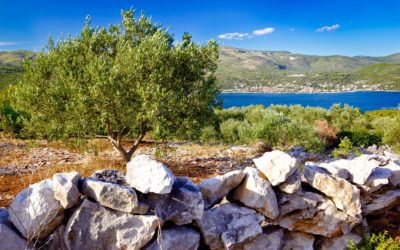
[1,149,400,249]
[1,138,399,247]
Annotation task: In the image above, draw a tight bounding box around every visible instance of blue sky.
[1,0,400,56]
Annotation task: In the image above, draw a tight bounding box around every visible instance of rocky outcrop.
[199,170,245,208]
[53,172,80,209]
[196,203,264,249]
[229,167,279,219]
[243,228,284,250]
[278,168,301,194]
[82,178,139,213]
[362,190,400,215]
[318,233,362,250]
[277,191,361,237]
[65,199,158,250]
[282,231,315,250]
[253,150,299,186]
[3,151,400,249]
[0,209,27,250]
[8,179,64,240]
[126,154,174,194]
[304,163,361,217]
[147,177,203,225]
[144,226,200,250]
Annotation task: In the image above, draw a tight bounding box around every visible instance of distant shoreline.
[221,90,400,94]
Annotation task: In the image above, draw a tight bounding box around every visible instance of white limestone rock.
[126,154,174,194]
[82,178,139,213]
[304,164,362,217]
[229,167,279,219]
[64,199,158,250]
[53,172,80,209]
[9,179,64,240]
[253,150,299,186]
[196,203,264,250]
[199,170,245,208]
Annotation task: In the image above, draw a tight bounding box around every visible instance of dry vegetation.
[0,136,259,207]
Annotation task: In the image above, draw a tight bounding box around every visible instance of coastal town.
[223,81,382,93]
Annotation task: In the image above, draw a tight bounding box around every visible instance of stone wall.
[1,151,400,250]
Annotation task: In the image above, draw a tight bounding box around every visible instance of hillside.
[0,51,35,90]
[217,47,400,92]
[1,48,400,92]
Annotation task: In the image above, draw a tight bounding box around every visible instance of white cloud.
[0,42,16,46]
[252,27,275,36]
[218,32,250,40]
[289,28,296,31]
[316,24,340,32]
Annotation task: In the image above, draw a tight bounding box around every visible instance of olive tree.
[15,9,219,162]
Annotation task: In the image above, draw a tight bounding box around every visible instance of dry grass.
[0,138,257,207]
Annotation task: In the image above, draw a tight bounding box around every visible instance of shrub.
[349,232,400,250]
[220,119,242,143]
[200,126,219,143]
[383,116,400,151]
[339,130,383,147]
[332,136,357,158]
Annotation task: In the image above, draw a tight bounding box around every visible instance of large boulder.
[278,168,302,194]
[253,150,299,186]
[326,156,379,185]
[143,226,200,250]
[362,189,400,215]
[53,172,80,209]
[82,178,139,213]
[277,191,361,237]
[196,203,264,250]
[9,179,64,240]
[308,161,349,179]
[383,161,400,187]
[304,163,361,217]
[147,177,203,225]
[199,170,245,208]
[0,209,27,250]
[318,233,362,250]
[126,155,174,194]
[243,228,284,250]
[282,231,315,250]
[229,167,279,219]
[65,199,158,250]
[362,167,392,193]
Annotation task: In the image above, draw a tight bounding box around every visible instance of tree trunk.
[108,132,146,163]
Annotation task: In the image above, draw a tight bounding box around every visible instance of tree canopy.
[14,9,220,162]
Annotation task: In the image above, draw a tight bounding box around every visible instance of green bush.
[349,232,400,250]
[339,130,383,147]
[200,126,219,143]
[333,136,358,158]
[383,116,400,152]
[220,119,242,143]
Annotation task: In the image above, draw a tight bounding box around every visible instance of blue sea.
[220,91,400,111]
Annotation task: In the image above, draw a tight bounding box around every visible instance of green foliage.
[0,85,27,135]
[200,126,219,143]
[216,105,325,152]
[13,9,219,161]
[349,232,400,250]
[382,116,400,151]
[332,136,358,158]
[339,130,383,147]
